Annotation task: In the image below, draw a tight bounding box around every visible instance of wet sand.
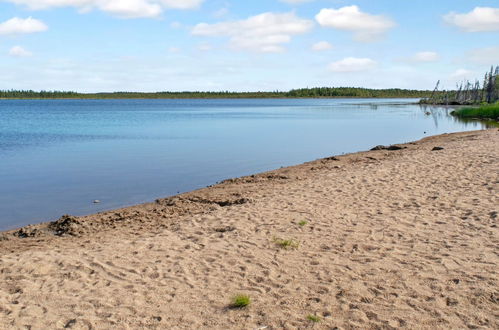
[0,129,498,329]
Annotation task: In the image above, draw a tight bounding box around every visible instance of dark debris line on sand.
[370,145,406,151]
[13,215,83,238]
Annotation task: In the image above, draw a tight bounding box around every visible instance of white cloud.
[312,41,333,51]
[0,17,48,35]
[192,12,313,53]
[451,69,473,79]
[168,46,180,53]
[3,0,204,18]
[160,0,203,10]
[413,51,439,62]
[98,0,162,18]
[316,5,395,42]
[8,45,32,57]
[444,7,499,32]
[400,51,439,63]
[328,57,377,72]
[467,46,499,64]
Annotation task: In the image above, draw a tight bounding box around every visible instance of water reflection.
[451,116,499,128]
[419,104,498,128]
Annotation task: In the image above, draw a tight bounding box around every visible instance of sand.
[0,129,498,329]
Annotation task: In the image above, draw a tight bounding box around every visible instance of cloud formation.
[312,41,332,51]
[192,12,313,53]
[4,0,204,18]
[444,7,499,32]
[0,17,47,35]
[316,6,395,42]
[8,45,32,57]
[328,57,377,72]
[451,69,473,80]
[402,51,439,63]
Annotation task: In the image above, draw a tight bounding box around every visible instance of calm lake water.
[0,98,488,230]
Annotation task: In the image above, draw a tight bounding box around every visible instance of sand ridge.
[0,129,498,329]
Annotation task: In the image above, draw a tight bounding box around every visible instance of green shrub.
[274,238,299,249]
[307,314,321,322]
[231,294,251,308]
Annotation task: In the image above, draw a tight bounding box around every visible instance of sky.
[0,0,498,92]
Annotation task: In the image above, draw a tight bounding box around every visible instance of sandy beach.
[0,129,497,329]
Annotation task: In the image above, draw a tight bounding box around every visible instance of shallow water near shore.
[0,98,488,230]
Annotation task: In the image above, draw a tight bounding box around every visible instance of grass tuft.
[451,103,499,120]
[298,220,308,227]
[307,314,321,323]
[274,238,299,249]
[231,294,251,308]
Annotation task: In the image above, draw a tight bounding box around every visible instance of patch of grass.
[307,314,321,323]
[451,103,499,120]
[274,237,299,249]
[231,294,251,308]
[298,220,308,227]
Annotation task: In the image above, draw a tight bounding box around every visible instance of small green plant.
[231,294,251,308]
[298,220,308,227]
[274,238,299,249]
[307,314,321,323]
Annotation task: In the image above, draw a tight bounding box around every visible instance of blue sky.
[0,0,498,92]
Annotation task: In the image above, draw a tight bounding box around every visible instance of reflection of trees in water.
[450,117,499,129]
[418,104,497,129]
[419,104,450,128]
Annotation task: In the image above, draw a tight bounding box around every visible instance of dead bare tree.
[422,65,498,105]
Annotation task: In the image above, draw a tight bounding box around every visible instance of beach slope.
[1,129,498,329]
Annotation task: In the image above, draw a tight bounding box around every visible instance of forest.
[285,87,430,98]
[0,88,432,99]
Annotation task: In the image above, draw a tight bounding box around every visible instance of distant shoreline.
[0,96,424,100]
[0,87,433,100]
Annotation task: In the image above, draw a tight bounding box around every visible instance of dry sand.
[0,129,498,329]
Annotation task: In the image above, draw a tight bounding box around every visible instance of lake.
[0,98,488,230]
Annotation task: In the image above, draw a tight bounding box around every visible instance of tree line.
[0,88,432,99]
[286,87,430,98]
